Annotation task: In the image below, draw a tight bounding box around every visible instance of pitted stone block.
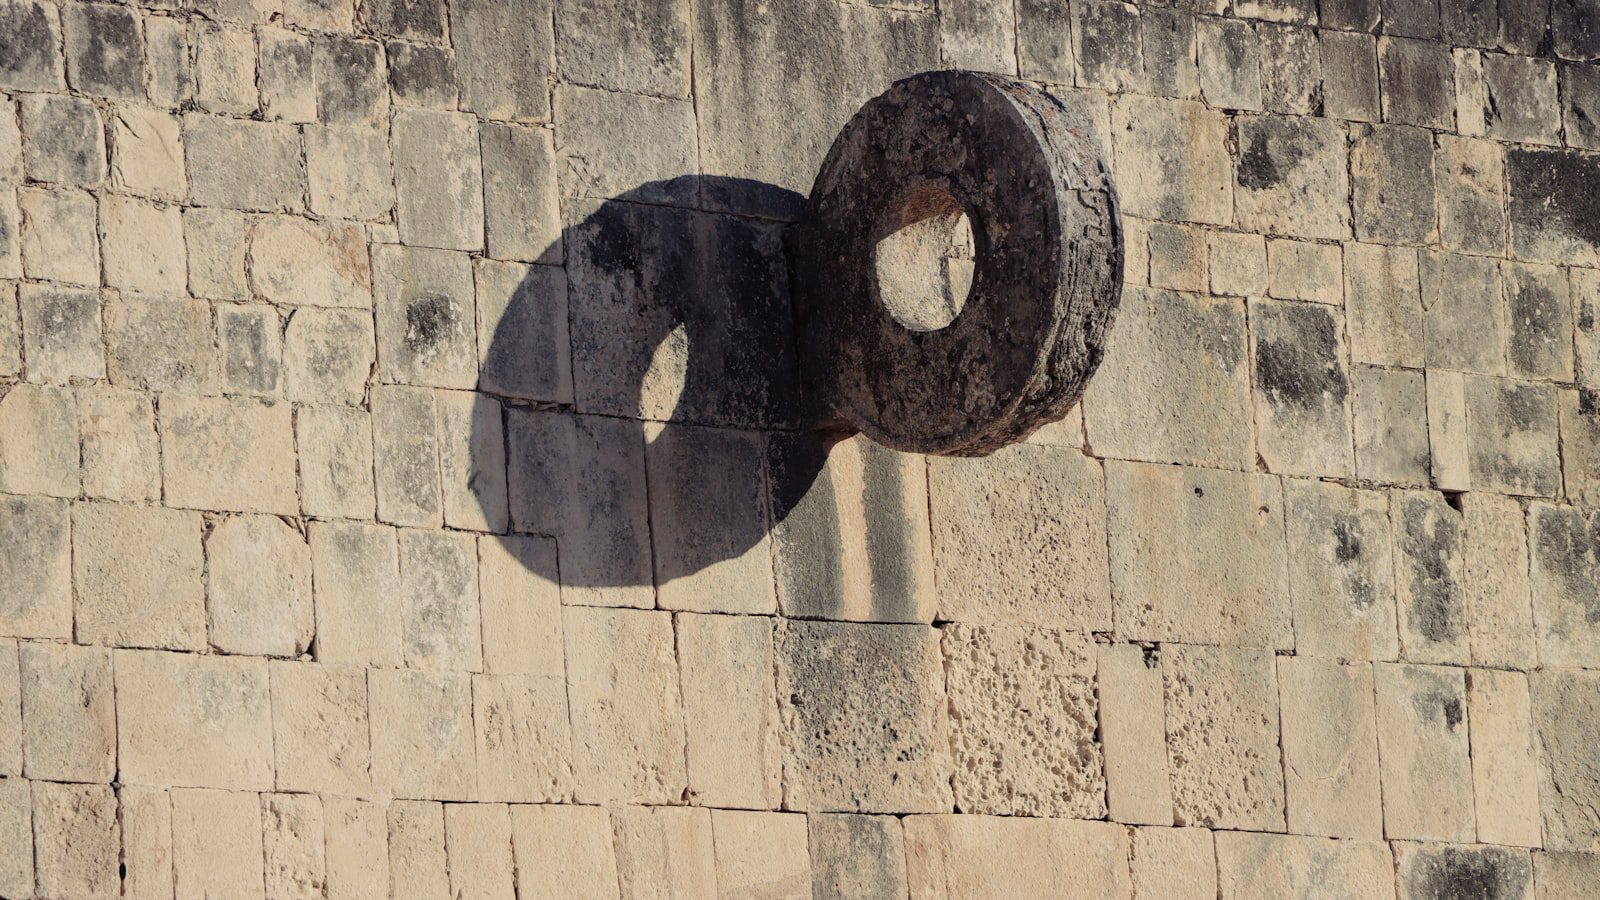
[791,70,1121,456]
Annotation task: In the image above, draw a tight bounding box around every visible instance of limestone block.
[554,87,696,207]
[712,810,811,900]
[20,94,104,187]
[1533,669,1600,851]
[944,624,1104,818]
[19,186,99,285]
[1015,0,1072,84]
[564,607,685,804]
[481,124,560,264]
[116,649,272,788]
[453,0,554,120]
[477,534,562,678]
[250,215,372,308]
[194,22,258,115]
[371,385,441,528]
[1082,289,1252,470]
[1563,63,1600,150]
[1466,669,1541,848]
[101,193,187,293]
[1442,0,1499,45]
[1461,494,1536,669]
[310,521,402,667]
[1504,262,1575,382]
[121,786,174,900]
[270,661,371,797]
[1215,832,1394,899]
[285,307,373,407]
[444,804,515,899]
[809,814,907,899]
[33,781,119,898]
[506,409,653,609]
[1322,31,1380,121]
[1535,852,1600,897]
[1345,242,1423,368]
[1147,223,1204,294]
[1380,36,1455,129]
[1508,148,1600,268]
[373,244,476,388]
[388,801,449,899]
[1392,490,1470,665]
[1375,662,1474,842]
[1197,17,1262,110]
[473,673,573,803]
[361,0,444,40]
[368,668,476,800]
[1129,827,1216,900]
[1107,461,1292,649]
[324,797,388,900]
[1250,298,1354,478]
[0,383,76,497]
[557,0,685,96]
[184,113,303,211]
[778,620,950,813]
[904,815,1130,899]
[677,613,781,809]
[1072,0,1143,93]
[1437,135,1506,255]
[0,0,63,91]
[208,515,313,657]
[263,793,326,899]
[297,405,375,519]
[0,495,70,638]
[1111,96,1232,225]
[259,27,315,123]
[436,390,507,533]
[1162,644,1285,831]
[1097,644,1173,826]
[1395,843,1533,900]
[1286,480,1398,661]
[19,643,114,782]
[308,38,381,130]
[1260,24,1320,114]
[1353,366,1431,486]
[1423,252,1504,375]
[393,109,483,251]
[1351,124,1437,245]
[1529,503,1600,668]
[80,384,160,501]
[510,805,620,900]
[1209,231,1267,297]
[1278,657,1382,839]
[474,259,570,401]
[161,395,297,514]
[611,806,717,899]
[109,105,186,198]
[939,0,1017,74]
[387,41,457,108]
[1485,53,1560,145]
[1427,371,1471,491]
[171,788,266,900]
[74,503,205,650]
[1560,390,1600,507]
[1141,9,1198,100]
[307,126,393,220]
[1465,376,1560,497]
[0,641,15,774]
[399,529,481,671]
[145,15,191,107]
[1266,238,1342,304]
[185,206,250,299]
[219,304,280,395]
[1235,114,1349,241]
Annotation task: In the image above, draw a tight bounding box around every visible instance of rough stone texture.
[33,781,119,898]
[711,810,812,899]
[73,502,205,650]
[1162,645,1286,832]
[810,814,908,899]
[1097,644,1173,826]
[207,515,314,657]
[1392,490,1471,666]
[1235,114,1350,241]
[1376,663,1475,843]
[1277,657,1382,839]
[677,613,781,810]
[1468,668,1543,848]
[1395,843,1534,900]
[904,816,1130,898]
[1249,297,1354,477]
[1129,827,1216,900]
[171,788,266,899]
[161,395,297,515]
[368,668,475,801]
[1113,96,1232,225]
[270,661,370,799]
[509,805,620,900]
[1532,669,1600,852]
[116,650,273,790]
[1529,502,1600,668]
[1216,832,1394,899]
[0,495,71,639]
[1353,366,1430,486]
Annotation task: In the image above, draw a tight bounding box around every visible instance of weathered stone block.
[388,40,457,108]
[0,383,76,497]
[361,0,444,40]
[1465,668,1541,847]
[116,649,272,788]
[477,534,562,678]
[208,515,313,656]
[392,109,483,251]
[324,797,386,899]
[1197,16,1262,110]
[1559,390,1600,506]
[388,800,449,897]
[61,2,143,98]
[400,528,482,671]
[1380,36,1454,129]
[1427,370,1471,491]
[19,283,103,383]
[314,35,387,126]
[74,503,204,650]
[1015,0,1072,85]
[481,123,560,264]
[1285,480,1399,661]
[372,384,440,528]
[0,0,63,91]
[1234,114,1349,241]
[1148,221,1207,293]
[711,810,811,899]
[944,624,1104,818]
[162,395,297,514]
[0,641,12,774]
[435,390,507,533]
[19,642,114,782]
[259,27,315,123]
[474,259,570,402]
[1352,124,1437,244]
[1322,31,1380,121]
[558,0,686,97]
[307,126,393,220]
[473,673,573,803]
[778,620,950,813]
[185,206,248,299]
[104,292,218,393]
[1162,644,1285,831]
[219,300,283,393]
[1508,147,1600,268]
[110,105,186,198]
[101,193,187,293]
[145,14,190,106]
[810,815,907,898]
[1563,62,1600,150]
[1251,298,1353,477]
[194,23,257,115]
[555,86,696,206]
[270,661,371,798]
[1125,828,1213,900]
[1072,0,1143,93]
[1266,238,1341,304]
[120,787,174,900]
[509,805,620,900]
[0,778,28,894]
[1485,52,1560,145]
[369,668,475,800]
[1097,644,1172,826]
[1423,251,1504,375]
[251,215,371,309]
[0,495,70,639]
[1395,843,1533,900]
[904,815,1130,898]
[1111,96,1232,225]
[1436,134,1505,256]
[310,523,402,668]
[1260,24,1320,114]
[1529,502,1600,668]
[1208,230,1267,297]
[612,806,717,897]
[262,793,326,899]
[1375,662,1474,842]
[18,186,98,285]
[1533,669,1600,851]
[1278,657,1382,839]
[1215,832,1393,899]
[1465,376,1560,498]
[1392,490,1470,665]
[284,308,372,407]
[33,782,119,898]
[940,0,1018,75]
[1505,261,1575,381]
[373,245,476,388]
[454,0,554,120]
[1353,366,1430,486]
[184,113,303,211]
[171,788,266,900]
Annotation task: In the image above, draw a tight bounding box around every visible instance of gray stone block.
[314,36,387,127]
[1320,0,1379,31]
[1321,31,1379,121]
[1499,0,1550,55]
[62,2,143,99]
[387,40,457,108]
[393,109,483,251]
[1392,490,1470,666]
[218,304,282,396]
[1552,0,1600,60]
[555,86,696,205]
[481,123,560,264]
[557,0,688,97]
[19,283,103,383]
[184,114,304,211]
[371,384,440,528]
[360,0,446,41]
[808,815,907,899]
[1352,124,1436,245]
[1509,147,1600,267]
[1234,114,1349,240]
[1353,366,1429,486]
[1466,376,1560,498]
[1073,0,1143,93]
[1395,844,1532,900]
[1423,252,1504,375]
[104,293,218,394]
[1016,0,1073,85]
[1485,53,1560,145]
[1440,0,1499,47]
[454,0,554,121]
[1260,24,1320,115]
[1198,16,1262,110]
[1529,504,1600,669]
[1437,135,1505,255]
[474,259,570,402]
[1505,261,1575,381]
[20,94,104,187]
[1382,0,1441,38]
[259,27,315,123]
[0,0,62,91]
[1379,37,1454,129]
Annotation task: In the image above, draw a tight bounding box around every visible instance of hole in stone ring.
[871,184,974,332]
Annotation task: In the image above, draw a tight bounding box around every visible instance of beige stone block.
[1216,831,1394,899]
[676,613,781,809]
[478,534,563,678]
[388,800,449,900]
[1129,827,1217,900]
[904,815,1130,898]
[0,640,15,774]
[161,395,297,514]
[33,781,120,898]
[712,810,811,900]
[250,215,372,308]
[1395,842,1533,900]
[74,502,206,650]
[1110,95,1232,225]
[555,85,697,204]
[0,383,77,497]
[120,786,174,900]
[285,307,375,406]
[1375,662,1475,842]
[437,389,508,533]
[1285,480,1399,661]
[369,668,476,800]
[1148,221,1208,293]
[186,206,250,299]
[809,814,907,899]
[324,796,388,900]
[19,282,104,383]
[372,245,478,389]
[100,193,186,292]
[104,292,219,393]
[1535,851,1600,898]
[473,258,571,401]
[444,804,516,899]
[0,778,28,898]
[1235,114,1351,240]
[195,22,258,114]
[310,522,403,668]
[1466,668,1541,848]
[473,673,572,803]
[1532,668,1600,851]
[1098,643,1173,826]
[79,385,159,502]
[1209,230,1267,297]
[1267,239,1342,304]
[1345,242,1423,368]
[116,649,273,789]
[307,126,394,221]
[1528,502,1600,669]
[393,108,483,251]
[0,283,16,373]
[1393,490,1471,666]
[1461,494,1536,669]
[1465,376,1560,498]
[171,788,266,900]
[297,404,376,520]
[0,494,71,639]
[930,445,1110,629]
[1163,644,1285,832]
[19,642,114,782]
[1122,216,1150,284]
[1426,370,1471,491]
[564,606,686,805]
[944,623,1104,818]
[1558,389,1600,507]
[19,186,99,286]
[372,384,441,528]
[1108,461,1292,649]
[110,105,186,198]
[263,792,326,899]
[258,27,315,123]
[1083,289,1253,470]
[510,806,620,899]
[400,528,481,671]
[612,805,717,899]
[271,661,371,797]
[1352,366,1430,486]
[1278,657,1382,839]
[207,514,313,656]
[184,112,304,211]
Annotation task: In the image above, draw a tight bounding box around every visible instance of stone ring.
[790,70,1124,456]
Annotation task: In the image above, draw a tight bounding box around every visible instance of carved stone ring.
[791,70,1124,456]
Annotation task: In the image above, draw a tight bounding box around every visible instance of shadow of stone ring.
[790,70,1123,457]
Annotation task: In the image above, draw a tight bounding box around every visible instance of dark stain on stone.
[1332,519,1362,563]
[387,41,456,103]
[1406,845,1531,900]
[1413,686,1465,731]
[1534,507,1600,626]
[767,432,845,620]
[1237,132,1281,190]
[0,1,57,86]
[1254,306,1349,411]
[71,4,142,95]
[1509,147,1600,253]
[1581,387,1600,416]
[1400,498,1464,645]
[404,294,457,355]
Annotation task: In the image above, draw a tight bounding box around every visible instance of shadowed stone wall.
[0,0,1598,896]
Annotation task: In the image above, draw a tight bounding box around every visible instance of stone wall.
[0,0,1598,896]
